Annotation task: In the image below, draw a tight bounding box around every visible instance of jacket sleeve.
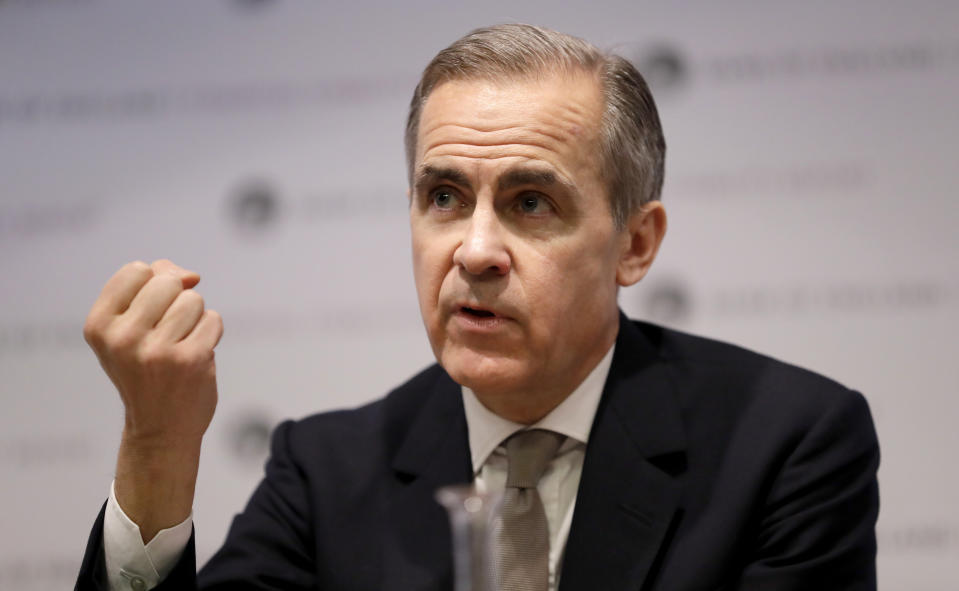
[75,420,314,591]
[196,419,317,590]
[737,390,880,591]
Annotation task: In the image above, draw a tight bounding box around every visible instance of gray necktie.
[493,429,566,591]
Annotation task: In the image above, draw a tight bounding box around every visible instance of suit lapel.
[560,315,687,591]
[377,316,686,591]
[383,370,472,591]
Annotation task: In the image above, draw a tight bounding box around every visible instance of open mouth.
[461,306,496,318]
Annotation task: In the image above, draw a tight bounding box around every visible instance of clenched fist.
[84,259,223,541]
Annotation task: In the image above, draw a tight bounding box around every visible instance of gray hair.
[405,24,665,227]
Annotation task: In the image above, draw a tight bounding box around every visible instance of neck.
[472,333,617,425]
[476,388,569,425]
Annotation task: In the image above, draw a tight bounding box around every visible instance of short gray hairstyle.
[405,24,666,227]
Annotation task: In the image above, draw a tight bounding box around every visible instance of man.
[76,24,879,590]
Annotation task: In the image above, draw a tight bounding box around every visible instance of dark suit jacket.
[77,315,879,590]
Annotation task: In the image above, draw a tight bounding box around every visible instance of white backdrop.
[1,1,957,589]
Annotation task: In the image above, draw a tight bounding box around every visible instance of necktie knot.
[504,429,565,489]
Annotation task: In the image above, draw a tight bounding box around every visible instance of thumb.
[151,259,201,289]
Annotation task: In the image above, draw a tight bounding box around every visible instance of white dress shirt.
[104,481,193,591]
[102,344,614,591]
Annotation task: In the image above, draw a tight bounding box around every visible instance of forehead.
[415,72,605,180]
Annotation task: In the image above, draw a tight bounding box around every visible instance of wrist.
[120,422,204,452]
[114,437,202,543]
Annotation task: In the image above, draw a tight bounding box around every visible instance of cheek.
[412,252,438,305]
[411,228,452,310]
[520,250,574,320]
[524,238,618,315]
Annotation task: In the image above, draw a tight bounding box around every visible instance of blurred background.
[1,1,957,588]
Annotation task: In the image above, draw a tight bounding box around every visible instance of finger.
[151,259,201,289]
[91,261,154,317]
[125,273,185,328]
[154,289,205,342]
[184,309,224,350]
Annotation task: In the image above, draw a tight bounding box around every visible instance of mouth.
[451,302,512,329]
[460,306,497,318]
[448,295,515,332]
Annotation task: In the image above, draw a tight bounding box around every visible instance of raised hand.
[83,260,223,542]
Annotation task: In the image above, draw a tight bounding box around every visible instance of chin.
[439,346,531,395]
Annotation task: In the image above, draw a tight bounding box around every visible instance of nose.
[452,205,511,276]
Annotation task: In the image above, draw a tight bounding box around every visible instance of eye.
[516,193,554,215]
[430,187,459,210]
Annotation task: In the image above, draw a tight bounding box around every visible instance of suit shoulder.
[630,319,868,417]
[627,320,877,467]
[279,363,452,453]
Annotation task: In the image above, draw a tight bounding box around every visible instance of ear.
[616,201,667,287]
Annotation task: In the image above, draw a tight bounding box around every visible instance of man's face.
[409,72,629,412]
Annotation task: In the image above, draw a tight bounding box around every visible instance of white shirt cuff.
[103,480,193,591]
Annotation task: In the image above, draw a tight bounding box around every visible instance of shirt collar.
[461,344,615,475]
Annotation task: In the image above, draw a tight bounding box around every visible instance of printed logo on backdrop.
[0,91,164,125]
[227,178,283,235]
[0,434,92,469]
[224,176,407,236]
[0,322,83,354]
[0,0,90,10]
[231,0,278,9]
[632,44,690,96]
[705,42,959,83]
[616,39,959,97]
[0,80,407,127]
[226,409,276,467]
[633,278,955,325]
[0,200,103,241]
[638,276,695,326]
[711,280,953,317]
[879,523,959,555]
[669,162,871,202]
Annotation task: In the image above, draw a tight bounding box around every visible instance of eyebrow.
[496,167,566,192]
[413,163,576,195]
[413,165,472,194]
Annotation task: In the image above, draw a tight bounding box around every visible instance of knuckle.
[154,273,181,288]
[172,343,211,367]
[150,259,182,276]
[106,323,140,351]
[123,260,153,280]
[179,289,204,309]
[147,273,182,295]
[137,341,170,366]
[82,317,104,346]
